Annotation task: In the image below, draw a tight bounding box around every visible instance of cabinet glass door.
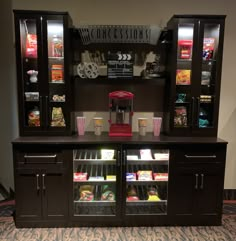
[174,24,194,129]
[47,19,66,128]
[125,148,169,215]
[198,24,220,129]
[19,18,41,128]
[73,148,118,216]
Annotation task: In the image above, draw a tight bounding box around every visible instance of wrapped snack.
[79,185,94,201]
[137,170,153,181]
[51,107,65,127]
[126,186,139,201]
[126,173,136,181]
[153,173,168,181]
[73,172,88,181]
[101,185,115,201]
[28,106,40,127]
[147,187,161,201]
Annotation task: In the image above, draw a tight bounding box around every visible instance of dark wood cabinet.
[168,144,226,225]
[13,146,69,227]
[13,10,73,136]
[165,15,226,136]
[12,135,227,227]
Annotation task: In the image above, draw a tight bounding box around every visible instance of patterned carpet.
[0,201,236,241]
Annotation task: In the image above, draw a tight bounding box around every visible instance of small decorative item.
[27,70,38,83]
[174,106,188,127]
[176,93,186,103]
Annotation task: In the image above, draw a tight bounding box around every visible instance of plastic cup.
[93,117,103,136]
[138,118,148,136]
[76,117,86,136]
[153,117,162,136]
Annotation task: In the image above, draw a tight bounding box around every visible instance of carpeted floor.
[0,201,236,241]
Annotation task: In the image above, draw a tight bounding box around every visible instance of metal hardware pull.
[123,150,127,166]
[185,155,216,159]
[45,96,49,127]
[24,154,57,159]
[191,97,195,127]
[195,174,199,189]
[200,174,204,189]
[36,174,40,191]
[42,174,46,190]
[117,151,121,166]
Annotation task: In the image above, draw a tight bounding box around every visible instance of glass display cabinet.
[166,15,226,136]
[13,10,73,136]
[124,146,169,216]
[72,146,121,218]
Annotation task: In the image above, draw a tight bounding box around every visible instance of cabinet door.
[71,145,122,222]
[123,145,169,217]
[166,15,226,136]
[42,172,68,219]
[15,170,42,220]
[14,13,44,135]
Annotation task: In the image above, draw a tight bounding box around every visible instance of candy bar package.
[203,38,215,60]
[176,69,191,85]
[73,172,88,181]
[25,34,37,58]
[178,40,193,59]
[153,173,168,181]
[126,173,136,181]
[137,170,153,181]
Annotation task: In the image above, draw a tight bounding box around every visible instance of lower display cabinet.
[12,135,227,227]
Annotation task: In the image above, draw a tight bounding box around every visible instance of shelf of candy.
[73,149,116,162]
[126,186,165,203]
[74,184,116,205]
[126,171,168,183]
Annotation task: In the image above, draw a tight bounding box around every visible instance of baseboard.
[224,189,236,200]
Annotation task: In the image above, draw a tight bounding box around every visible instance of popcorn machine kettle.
[108,91,134,136]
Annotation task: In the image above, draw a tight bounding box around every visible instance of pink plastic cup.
[153,117,162,136]
[76,117,86,136]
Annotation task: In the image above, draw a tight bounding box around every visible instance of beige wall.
[10,0,236,189]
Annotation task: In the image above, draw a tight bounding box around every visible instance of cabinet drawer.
[15,149,65,168]
[174,144,226,164]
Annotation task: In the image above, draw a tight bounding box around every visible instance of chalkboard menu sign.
[107,52,134,79]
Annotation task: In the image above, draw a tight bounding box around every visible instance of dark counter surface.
[12,132,228,145]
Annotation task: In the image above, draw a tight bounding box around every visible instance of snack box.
[153,173,168,181]
[127,155,139,160]
[101,149,115,160]
[140,149,153,160]
[126,173,136,181]
[137,170,153,181]
[88,176,104,181]
[106,175,116,181]
[154,153,169,160]
[73,172,88,181]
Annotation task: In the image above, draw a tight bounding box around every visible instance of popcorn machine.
[108,91,134,136]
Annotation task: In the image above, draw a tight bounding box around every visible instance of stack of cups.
[76,117,86,136]
[93,117,103,136]
[153,117,162,136]
[138,118,148,136]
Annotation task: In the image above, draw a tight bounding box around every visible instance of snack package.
[126,173,136,181]
[153,173,168,181]
[101,185,115,201]
[147,187,161,201]
[25,34,37,58]
[73,172,88,181]
[106,175,116,181]
[88,176,104,181]
[174,106,188,127]
[101,149,115,160]
[203,38,215,60]
[126,186,139,201]
[140,149,153,160]
[79,185,94,201]
[176,69,191,85]
[178,40,193,59]
[28,106,40,127]
[51,107,65,127]
[137,170,153,181]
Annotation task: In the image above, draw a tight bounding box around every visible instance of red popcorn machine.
[108,91,134,136]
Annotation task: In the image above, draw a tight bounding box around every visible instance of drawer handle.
[36,174,40,191]
[42,174,46,190]
[200,174,204,189]
[24,154,57,159]
[195,174,199,190]
[185,155,216,159]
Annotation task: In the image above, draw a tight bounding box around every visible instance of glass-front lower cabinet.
[71,145,169,225]
[124,147,169,217]
[71,146,122,224]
